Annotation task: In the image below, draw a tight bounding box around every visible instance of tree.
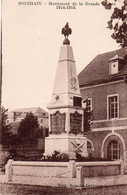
[34,127,49,138]
[1,107,11,145]
[102,0,127,47]
[18,112,39,141]
[1,107,20,146]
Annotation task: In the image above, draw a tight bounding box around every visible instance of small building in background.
[7,107,49,128]
[5,107,49,157]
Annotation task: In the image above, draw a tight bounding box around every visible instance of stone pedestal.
[45,134,88,158]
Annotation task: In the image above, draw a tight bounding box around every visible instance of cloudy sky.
[2,0,121,111]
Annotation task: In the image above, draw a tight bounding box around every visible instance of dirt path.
[0,183,127,195]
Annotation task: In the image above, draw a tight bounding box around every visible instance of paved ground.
[0,183,127,195]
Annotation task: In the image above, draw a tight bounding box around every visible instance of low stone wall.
[5,160,121,188]
[12,161,71,178]
[76,161,121,177]
[5,160,76,182]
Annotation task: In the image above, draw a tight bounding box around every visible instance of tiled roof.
[78,48,127,86]
[11,107,48,117]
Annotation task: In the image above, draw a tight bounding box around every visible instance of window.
[108,95,119,119]
[82,98,92,112]
[109,61,118,75]
[41,119,43,123]
[108,140,120,160]
[73,96,82,107]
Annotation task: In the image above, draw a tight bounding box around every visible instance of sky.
[2,0,121,111]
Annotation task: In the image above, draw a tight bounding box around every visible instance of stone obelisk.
[45,23,88,159]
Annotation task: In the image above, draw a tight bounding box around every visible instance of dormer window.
[109,60,118,75]
[109,54,124,75]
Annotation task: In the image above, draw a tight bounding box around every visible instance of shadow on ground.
[0,183,127,195]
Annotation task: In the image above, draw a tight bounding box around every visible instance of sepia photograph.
[0,0,127,194]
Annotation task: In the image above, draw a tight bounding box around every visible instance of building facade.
[79,48,127,169]
[7,107,49,128]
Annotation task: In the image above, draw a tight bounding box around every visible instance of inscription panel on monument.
[50,111,66,134]
[69,111,82,134]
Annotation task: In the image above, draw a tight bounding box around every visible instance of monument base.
[44,134,88,159]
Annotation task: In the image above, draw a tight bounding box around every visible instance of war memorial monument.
[45,23,88,158]
[3,24,126,188]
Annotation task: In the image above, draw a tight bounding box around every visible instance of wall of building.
[38,117,49,128]
[92,118,127,129]
[81,81,127,121]
[80,80,127,162]
[86,129,127,161]
[86,130,112,158]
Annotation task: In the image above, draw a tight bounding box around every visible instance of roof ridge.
[79,48,124,77]
[96,47,125,56]
[78,47,127,85]
[11,107,47,113]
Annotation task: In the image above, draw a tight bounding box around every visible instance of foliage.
[42,150,69,162]
[101,0,127,47]
[1,107,21,146]
[40,150,111,162]
[1,107,11,145]
[18,112,39,140]
[1,107,8,128]
[34,127,49,138]
[10,122,20,134]
[76,152,112,161]
[1,109,48,147]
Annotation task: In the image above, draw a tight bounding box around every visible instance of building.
[79,48,127,168]
[7,107,49,128]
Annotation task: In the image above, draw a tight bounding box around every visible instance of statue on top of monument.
[62,22,72,45]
